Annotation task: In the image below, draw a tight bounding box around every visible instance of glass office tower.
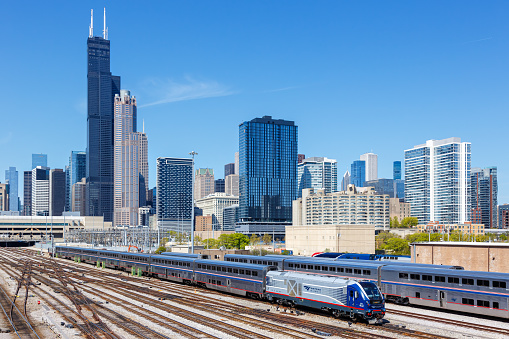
[86,30,121,221]
[297,157,337,197]
[393,161,402,180]
[238,116,298,224]
[66,151,86,212]
[350,160,365,187]
[32,154,47,169]
[4,167,18,211]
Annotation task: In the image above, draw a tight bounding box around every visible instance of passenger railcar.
[160,252,206,259]
[150,255,195,283]
[266,271,385,324]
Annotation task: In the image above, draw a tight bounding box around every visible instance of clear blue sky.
[1,1,508,202]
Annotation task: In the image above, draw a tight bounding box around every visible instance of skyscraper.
[113,90,148,227]
[195,168,215,200]
[297,157,337,197]
[215,179,225,193]
[238,116,297,226]
[32,154,47,169]
[86,9,121,221]
[350,160,365,187]
[23,171,32,216]
[49,169,66,216]
[4,167,18,211]
[224,163,235,176]
[360,152,378,182]
[67,151,87,212]
[341,170,350,191]
[225,174,239,197]
[32,166,50,216]
[156,157,193,232]
[0,184,8,211]
[393,161,402,180]
[471,167,497,228]
[405,137,471,224]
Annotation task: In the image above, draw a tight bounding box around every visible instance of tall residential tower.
[471,167,497,228]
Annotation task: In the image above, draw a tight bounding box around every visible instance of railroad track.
[387,308,509,336]
[0,282,40,338]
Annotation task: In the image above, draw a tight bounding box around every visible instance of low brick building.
[411,242,509,273]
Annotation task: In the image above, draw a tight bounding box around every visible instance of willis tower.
[86,9,120,221]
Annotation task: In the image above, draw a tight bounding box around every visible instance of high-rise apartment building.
[195,168,215,200]
[225,174,239,197]
[156,157,193,232]
[23,171,32,216]
[360,153,378,182]
[86,10,121,221]
[113,90,148,227]
[365,178,405,199]
[298,154,306,164]
[405,137,471,224]
[297,157,337,197]
[222,204,239,231]
[67,151,86,212]
[49,169,66,216]
[5,167,18,211]
[499,204,509,229]
[350,160,365,187]
[215,179,225,193]
[341,170,350,191]
[72,178,87,215]
[32,166,50,216]
[32,154,47,169]
[238,116,297,227]
[224,163,235,176]
[393,161,402,180]
[471,167,497,228]
[195,193,239,230]
[0,184,8,211]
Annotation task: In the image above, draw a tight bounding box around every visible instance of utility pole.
[189,151,198,253]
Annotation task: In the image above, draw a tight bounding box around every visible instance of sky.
[1,1,509,202]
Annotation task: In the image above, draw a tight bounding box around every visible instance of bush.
[155,246,166,254]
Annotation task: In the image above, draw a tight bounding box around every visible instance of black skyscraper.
[86,11,120,221]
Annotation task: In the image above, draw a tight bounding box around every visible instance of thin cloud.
[264,86,300,93]
[461,37,493,45]
[139,77,235,108]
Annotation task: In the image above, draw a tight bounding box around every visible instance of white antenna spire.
[143,119,145,134]
[89,9,93,38]
[103,7,108,39]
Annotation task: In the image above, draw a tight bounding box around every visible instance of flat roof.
[411,242,509,247]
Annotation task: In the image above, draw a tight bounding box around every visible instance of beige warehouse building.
[285,224,375,256]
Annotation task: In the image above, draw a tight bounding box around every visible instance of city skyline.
[2,2,509,202]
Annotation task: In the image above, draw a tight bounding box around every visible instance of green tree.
[390,217,400,228]
[382,238,410,255]
[203,238,218,249]
[160,237,169,246]
[155,246,166,254]
[375,231,400,251]
[218,233,250,249]
[400,217,418,228]
[250,234,260,246]
[262,233,272,245]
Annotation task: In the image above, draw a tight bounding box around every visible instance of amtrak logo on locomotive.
[303,286,322,293]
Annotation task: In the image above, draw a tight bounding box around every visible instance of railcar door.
[439,290,446,307]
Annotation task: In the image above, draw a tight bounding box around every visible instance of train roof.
[381,265,509,279]
[151,254,196,262]
[195,258,272,269]
[160,252,201,258]
[224,254,285,261]
[268,270,357,286]
[284,257,385,268]
[335,259,463,269]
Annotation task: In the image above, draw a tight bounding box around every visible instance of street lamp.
[189,151,198,254]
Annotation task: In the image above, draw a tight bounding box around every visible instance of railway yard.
[0,247,507,339]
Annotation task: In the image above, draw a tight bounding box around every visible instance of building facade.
[195,168,215,200]
[350,160,365,187]
[389,198,411,223]
[113,90,148,227]
[156,157,193,232]
[195,193,239,230]
[224,163,235,176]
[225,174,239,197]
[341,170,350,191]
[404,137,471,224]
[32,154,47,169]
[298,154,306,164]
[470,167,497,228]
[365,178,405,199]
[297,157,338,197]
[238,116,297,224]
[416,221,484,235]
[32,166,50,216]
[393,161,402,180]
[49,169,66,216]
[215,179,225,193]
[222,204,239,231]
[499,204,509,229]
[4,167,18,211]
[23,171,32,216]
[0,184,8,211]
[195,215,213,232]
[72,178,87,215]
[67,151,86,212]
[360,152,378,182]
[86,16,121,221]
[293,185,390,229]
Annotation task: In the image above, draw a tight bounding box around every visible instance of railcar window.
[228,268,232,273]
[346,268,352,274]
[462,298,474,305]
[198,264,202,269]
[314,266,320,270]
[399,273,408,279]
[253,271,258,276]
[323,266,328,271]
[246,270,251,275]
[493,281,507,289]
[295,264,300,268]
[330,267,336,272]
[222,267,226,272]
[240,270,245,275]
[308,265,313,269]
[416,292,420,298]
[410,274,420,280]
[493,302,499,309]
[217,281,222,286]
[422,275,432,281]
[338,268,344,273]
[363,270,371,275]
[289,263,294,268]
[462,278,474,285]
[448,277,459,284]
[233,269,239,274]
[354,269,361,275]
[263,261,268,265]
[477,300,489,307]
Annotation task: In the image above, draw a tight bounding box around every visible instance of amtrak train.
[54,246,385,323]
